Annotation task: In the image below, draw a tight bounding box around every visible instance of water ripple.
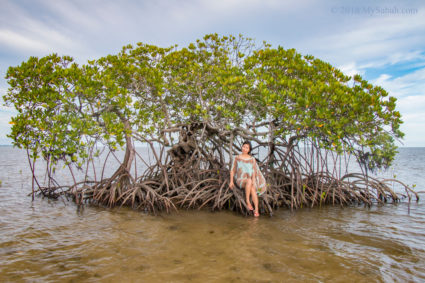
[1,148,425,281]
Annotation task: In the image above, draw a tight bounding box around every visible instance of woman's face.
[242,143,250,154]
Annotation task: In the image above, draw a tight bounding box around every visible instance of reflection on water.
[1,193,424,282]
[1,148,425,282]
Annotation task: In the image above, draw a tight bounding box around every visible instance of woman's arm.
[252,158,257,184]
[229,158,237,189]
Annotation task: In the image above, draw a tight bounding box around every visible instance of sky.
[0,0,424,146]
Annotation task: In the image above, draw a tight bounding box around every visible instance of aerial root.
[32,166,417,216]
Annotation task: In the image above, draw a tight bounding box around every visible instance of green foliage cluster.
[3,34,403,170]
[245,46,403,168]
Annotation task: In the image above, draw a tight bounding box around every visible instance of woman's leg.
[244,179,253,210]
[250,183,259,216]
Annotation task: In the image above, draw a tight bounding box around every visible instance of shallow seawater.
[0,147,424,282]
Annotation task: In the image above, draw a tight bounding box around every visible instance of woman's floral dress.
[231,155,267,195]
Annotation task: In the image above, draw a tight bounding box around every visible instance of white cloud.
[0,1,86,57]
[303,4,425,68]
[338,62,366,78]
[0,22,80,55]
[0,29,50,53]
[357,50,425,70]
[0,105,16,114]
[0,112,13,123]
[0,85,16,145]
[40,0,101,31]
[0,110,13,145]
[199,0,296,13]
[387,50,425,65]
[371,67,425,98]
[0,0,424,145]
[373,74,392,86]
[371,69,425,147]
[399,112,425,146]
[397,95,425,114]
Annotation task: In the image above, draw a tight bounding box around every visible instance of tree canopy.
[3,34,412,213]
